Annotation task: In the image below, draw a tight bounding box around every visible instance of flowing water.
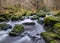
[0,18,46,43]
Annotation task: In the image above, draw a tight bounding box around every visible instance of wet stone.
[0,23,12,30]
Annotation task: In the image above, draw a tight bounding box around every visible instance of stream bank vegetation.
[0,2,60,43]
[41,11,60,43]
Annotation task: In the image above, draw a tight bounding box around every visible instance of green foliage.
[10,15,20,21]
[53,23,60,29]
[46,28,53,32]
[26,11,32,16]
[37,10,46,17]
[3,11,11,20]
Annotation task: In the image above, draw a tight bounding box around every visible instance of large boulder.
[9,25,24,36]
[44,16,60,26]
[41,32,60,43]
[49,40,60,43]
[53,23,60,35]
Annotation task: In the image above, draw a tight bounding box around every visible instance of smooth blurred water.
[0,18,46,43]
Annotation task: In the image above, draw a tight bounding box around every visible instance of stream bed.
[0,18,46,43]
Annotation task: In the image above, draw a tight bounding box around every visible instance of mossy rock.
[49,40,60,43]
[9,25,24,36]
[0,23,12,30]
[53,23,60,35]
[55,11,60,16]
[31,16,39,20]
[44,16,60,26]
[53,23,60,29]
[41,32,54,42]
[41,32,60,42]
[46,28,53,32]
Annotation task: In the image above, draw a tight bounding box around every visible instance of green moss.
[53,23,60,35]
[32,16,39,18]
[41,32,54,41]
[0,23,12,30]
[53,23,60,29]
[50,40,59,43]
[55,11,60,16]
[26,11,32,16]
[31,16,39,20]
[9,25,24,36]
[41,32,60,42]
[3,13,11,20]
[10,15,19,21]
[46,28,53,32]
[10,13,23,21]
[44,16,60,26]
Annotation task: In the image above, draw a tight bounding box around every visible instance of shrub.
[41,32,60,43]
[9,25,24,36]
[26,11,32,16]
[49,40,59,43]
[2,11,11,20]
